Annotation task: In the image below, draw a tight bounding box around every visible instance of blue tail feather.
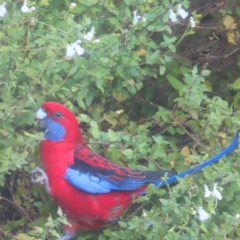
[144,130,240,193]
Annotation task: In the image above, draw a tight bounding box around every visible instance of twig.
[170,114,208,152]
[123,202,149,222]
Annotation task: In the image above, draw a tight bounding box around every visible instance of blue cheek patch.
[43,117,66,141]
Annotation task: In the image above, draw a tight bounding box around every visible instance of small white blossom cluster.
[198,207,209,222]
[204,183,222,200]
[169,4,196,28]
[234,214,240,226]
[133,10,146,25]
[66,5,110,58]
[190,17,196,28]
[65,26,100,58]
[196,183,223,222]
[21,0,35,13]
[70,2,77,9]
[66,40,84,58]
[0,1,36,17]
[83,27,94,41]
[0,2,6,17]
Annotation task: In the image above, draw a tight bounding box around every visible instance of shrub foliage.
[1,0,240,239]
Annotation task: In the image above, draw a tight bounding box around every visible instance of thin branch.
[170,114,208,152]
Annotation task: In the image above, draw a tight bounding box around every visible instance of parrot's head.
[35,102,82,142]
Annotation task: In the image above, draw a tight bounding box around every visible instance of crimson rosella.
[31,102,239,240]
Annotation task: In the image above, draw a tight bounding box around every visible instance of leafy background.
[1,0,240,239]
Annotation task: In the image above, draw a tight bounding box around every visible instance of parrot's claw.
[55,232,75,240]
[30,167,50,193]
[30,167,45,183]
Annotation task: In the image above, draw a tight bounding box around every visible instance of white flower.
[190,16,196,28]
[142,17,146,22]
[0,2,7,17]
[66,44,75,58]
[198,207,209,222]
[29,6,35,12]
[133,10,141,25]
[212,183,222,200]
[169,9,177,22]
[83,27,94,41]
[93,39,100,43]
[204,184,212,198]
[177,4,189,19]
[236,214,240,219]
[72,40,84,55]
[71,40,84,55]
[65,40,84,58]
[70,2,77,9]
[142,212,147,217]
[71,40,81,47]
[74,44,84,55]
[21,4,29,13]
[21,0,35,13]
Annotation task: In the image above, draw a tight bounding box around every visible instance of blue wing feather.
[65,167,145,194]
[65,168,116,193]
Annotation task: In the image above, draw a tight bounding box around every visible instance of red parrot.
[31,102,239,240]
[32,102,176,240]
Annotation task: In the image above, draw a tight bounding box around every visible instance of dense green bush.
[1,0,240,239]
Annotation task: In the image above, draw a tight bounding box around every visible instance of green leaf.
[236,6,240,16]
[108,18,121,28]
[145,183,156,195]
[146,50,160,64]
[15,234,36,240]
[167,74,183,90]
[201,69,211,76]
[159,65,166,75]
[103,228,112,237]
[122,149,133,159]
[91,127,99,138]
[108,129,117,141]
[79,0,99,6]
[57,207,63,216]
[152,135,163,144]
[232,78,240,89]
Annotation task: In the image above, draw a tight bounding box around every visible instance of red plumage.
[40,139,146,232]
[36,102,175,237]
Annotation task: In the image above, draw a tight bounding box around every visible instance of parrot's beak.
[35,108,47,128]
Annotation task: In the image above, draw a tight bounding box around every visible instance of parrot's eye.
[42,108,46,112]
[54,112,62,118]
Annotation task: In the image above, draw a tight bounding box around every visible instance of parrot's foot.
[56,232,75,240]
[30,167,50,193]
